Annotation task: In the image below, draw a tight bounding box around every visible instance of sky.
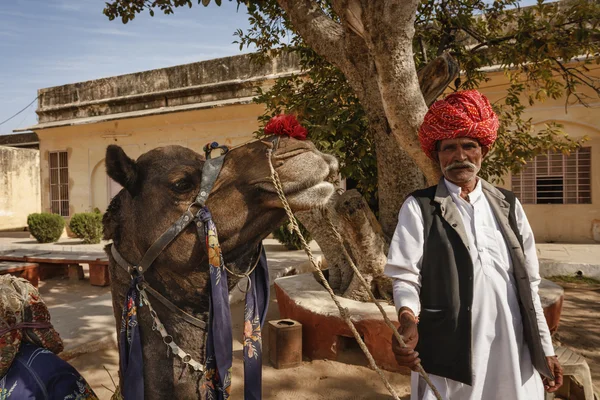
[0,0,543,136]
[0,0,253,135]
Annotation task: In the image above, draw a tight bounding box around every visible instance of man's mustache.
[444,161,478,173]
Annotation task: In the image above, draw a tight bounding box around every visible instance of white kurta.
[384,179,554,400]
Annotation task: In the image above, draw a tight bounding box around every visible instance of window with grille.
[512,147,591,204]
[49,151,69,216]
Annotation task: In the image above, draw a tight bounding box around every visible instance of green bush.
[69,212,103,244]
[27,213,65,243]
[272,220,312,250]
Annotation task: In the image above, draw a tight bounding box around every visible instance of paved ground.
[3,235,600,265]
[536,243,600,263]
[42,275,115,356]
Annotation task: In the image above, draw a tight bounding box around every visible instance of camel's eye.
[172,178,194,193]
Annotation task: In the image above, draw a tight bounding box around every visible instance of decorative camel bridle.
[110,135,281,400]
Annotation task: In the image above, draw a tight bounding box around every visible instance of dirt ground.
[68,293,412,400]
[67,283,600,400]
[553,285,600,387]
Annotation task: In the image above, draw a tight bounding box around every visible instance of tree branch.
[468,18,588,54]
[552,57,600,108]
[418,53,459,106]
[331,0,365,39]
[276,0,346,64]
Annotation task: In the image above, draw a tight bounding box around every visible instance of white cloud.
[0,9,72,23]
[47,0,100,13]
[74,27,142,37]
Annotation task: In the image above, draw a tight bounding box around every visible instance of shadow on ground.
[40,275,115,351]
[554,286,600,385]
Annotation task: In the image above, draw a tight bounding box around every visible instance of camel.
[103,136,338,399]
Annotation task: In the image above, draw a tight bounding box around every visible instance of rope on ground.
[267,149,402,400]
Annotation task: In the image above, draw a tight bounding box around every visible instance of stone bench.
[0,261,39,287]
[539,279,564,335]
[0,250,110,287]
[274,274,567,373]
[275,273,403,372]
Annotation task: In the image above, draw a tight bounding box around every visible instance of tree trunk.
[277,0,458,300]
[371,117,427,237]
[376,52,459,234]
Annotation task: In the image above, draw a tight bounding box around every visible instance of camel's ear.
[106,145,139,194]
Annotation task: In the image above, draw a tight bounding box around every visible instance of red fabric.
[0,322,52,336]
[264,114,308,140]
[418,89,499,159]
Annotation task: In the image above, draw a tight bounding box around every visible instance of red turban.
[418,89,499,159]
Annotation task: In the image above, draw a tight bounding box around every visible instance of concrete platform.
[275,273,403,372]
[275,273,567,372]
[537,243,600,280]
[0,236,108,253]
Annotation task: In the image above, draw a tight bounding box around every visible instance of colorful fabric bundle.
[0,275,63,377]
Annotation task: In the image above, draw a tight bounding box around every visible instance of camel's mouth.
[285,181,336,210]
[253,179,335,198]
[253,179,335,212]
[242,137,339,211]
[251,152,338,211]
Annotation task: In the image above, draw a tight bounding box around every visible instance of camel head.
[103,136,337,304]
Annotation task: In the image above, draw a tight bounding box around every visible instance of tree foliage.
[272,219,313,250]
[104,0,600,198]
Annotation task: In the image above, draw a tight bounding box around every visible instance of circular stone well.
[274,274,564,372]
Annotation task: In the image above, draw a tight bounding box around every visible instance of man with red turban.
[384,90,563,400]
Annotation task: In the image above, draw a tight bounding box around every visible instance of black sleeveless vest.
[410,182,552,385]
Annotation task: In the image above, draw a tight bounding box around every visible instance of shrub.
[272,220,312,250]
[69,212,103,244]
[27,213,64,243]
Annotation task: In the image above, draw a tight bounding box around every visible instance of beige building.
[17,53,300,218]
[16,53,600,243]
[481,68,600,244]
[0,146,41,230]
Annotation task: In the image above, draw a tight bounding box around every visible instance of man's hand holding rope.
[392,307,421,371]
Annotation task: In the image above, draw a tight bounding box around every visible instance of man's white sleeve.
[515,198,556,357]
[384,196,425,316]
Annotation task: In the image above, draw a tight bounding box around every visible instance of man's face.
[433,137,489,184]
